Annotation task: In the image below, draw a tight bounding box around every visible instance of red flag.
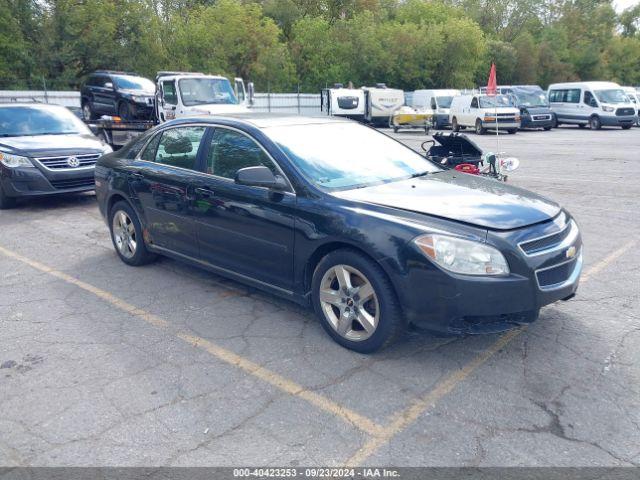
[487,62,497,96]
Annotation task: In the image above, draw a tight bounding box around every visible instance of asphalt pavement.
[0,124,638,467]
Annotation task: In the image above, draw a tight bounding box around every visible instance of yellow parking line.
[0,245,384,437]
[345,239,638,465]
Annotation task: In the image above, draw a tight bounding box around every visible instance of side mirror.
[235,166,287,190]
[247,82,255,106]
[104,82,114,90]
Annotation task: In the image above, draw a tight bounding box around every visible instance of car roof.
[167,113,352,129]
[0,103,68,109]
[548,81,622,89]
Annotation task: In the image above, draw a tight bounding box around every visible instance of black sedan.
[0,104,112,209]
[95,114,582,353]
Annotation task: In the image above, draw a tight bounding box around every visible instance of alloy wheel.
[319,264,379,342]
[82,104,92,120]
[112,210,137,259]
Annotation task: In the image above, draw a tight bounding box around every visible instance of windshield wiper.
[410,171,432,178]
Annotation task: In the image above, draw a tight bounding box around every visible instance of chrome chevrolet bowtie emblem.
[566,246,577,259]
[67,156,80,168]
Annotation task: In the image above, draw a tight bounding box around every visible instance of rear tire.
[622,125,632,130]
[589,116,601,130]
[0,185,17,209]
[109,201,157,266]
[543,126,552,131]
[311,249,404,353]
[452,117,460,132]
[82,101,96,121]
[508,129,517,134]
[475,119,486,135]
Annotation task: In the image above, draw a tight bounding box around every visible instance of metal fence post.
[268,82,271,112]
[297,84,301,114]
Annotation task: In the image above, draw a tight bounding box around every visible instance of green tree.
[603,36,640,85]
[168,0,295,90]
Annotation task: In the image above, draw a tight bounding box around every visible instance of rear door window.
[566,89,581,103]
[154,127,207,170]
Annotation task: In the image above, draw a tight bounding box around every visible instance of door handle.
[129,172,144,180]
[195,187,215,198]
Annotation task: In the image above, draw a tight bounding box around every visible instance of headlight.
[132,95,151,104]
[602,106,614,112]
[414,234,509,275]
[102,144,113,154]
[0,151,34,168]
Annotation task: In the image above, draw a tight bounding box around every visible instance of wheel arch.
[302,241,402,309]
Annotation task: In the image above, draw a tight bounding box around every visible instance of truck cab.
[155,72,251,122]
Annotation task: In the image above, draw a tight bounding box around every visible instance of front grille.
[493,117,517,123]
[50,177,95,190]
[536,256,579,288]
[616,108,635,116]
[533,114,552,121]
[520,223,572,255]
[36,153,101,170]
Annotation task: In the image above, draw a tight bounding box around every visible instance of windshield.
[436,96,454,108]
[595,89,630,104]
[513,90,548,107]
[266,122,440,190]
[114,75,155,93]
[178,78,238,106]
[479,95,515,108]
[0,105,91,137]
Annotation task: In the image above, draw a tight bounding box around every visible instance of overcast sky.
[613,0,640,12]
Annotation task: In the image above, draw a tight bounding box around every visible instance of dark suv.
[80,71,156,121]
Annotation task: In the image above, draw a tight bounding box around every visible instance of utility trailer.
[87,116,156,149]
[87,71,253,148]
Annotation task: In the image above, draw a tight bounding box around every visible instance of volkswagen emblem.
[565,246,577,259]
[67,156,80,168]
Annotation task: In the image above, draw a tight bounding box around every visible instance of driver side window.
[583,91,597,107]
[162,81,177,105]
[471,97,479,108]
[206,128,278,180]
[430,97,437,109]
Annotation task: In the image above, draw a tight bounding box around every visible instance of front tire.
[508,129,517,134]
[622,125,632,130]
[311,249,404,353]
[475,119,486,135]
[452,117,460,132]
[0,185,17,209]
[118,102,135,121]
[589,116,601,130]
[109,201,156,266]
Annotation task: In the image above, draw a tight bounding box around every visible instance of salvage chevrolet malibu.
[95,114,582,353]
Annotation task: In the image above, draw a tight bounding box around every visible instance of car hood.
[0,133,106,157]
[186,104,249,115]
[333,171,561,230]
[119,89,154,97]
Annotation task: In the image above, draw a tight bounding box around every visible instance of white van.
[449,94,520,134]
[547,81,636,129]
[362,84,405,125]
[622,86,640,126]
[320,85,365,121]
[411,89,460,129]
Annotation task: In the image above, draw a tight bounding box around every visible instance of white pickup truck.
[89,72,254,148]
